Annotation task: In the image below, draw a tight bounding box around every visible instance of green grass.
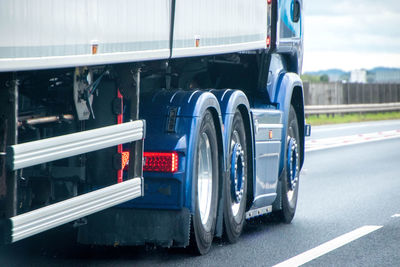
[306,111,400,126]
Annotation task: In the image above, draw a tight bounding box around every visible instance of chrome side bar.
[7,120,144,170]
[10,177,142,242]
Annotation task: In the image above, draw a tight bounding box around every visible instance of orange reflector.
[269,130,273,139]
[92,44,98,55]
[266,36,271,47]
[143,152,179,173]
[122,151,130,170]
[195,35,200,47]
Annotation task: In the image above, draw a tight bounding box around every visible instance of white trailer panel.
[0,0,171,72]
[172,0,267,58]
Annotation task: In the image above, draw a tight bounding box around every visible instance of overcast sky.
[303,0,400,72]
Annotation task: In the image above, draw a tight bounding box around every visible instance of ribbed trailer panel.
[172,0,267,58]
[0,0,171,72]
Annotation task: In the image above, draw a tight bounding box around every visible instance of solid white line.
[391,214,400,218]
[272,225,382,267]
[306,133,400,152]
[311,120,400,133]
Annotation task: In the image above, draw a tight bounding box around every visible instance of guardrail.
[303,82,400,106]
[305,102,400,115]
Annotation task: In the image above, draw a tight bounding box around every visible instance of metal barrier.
[303,82,400,106]
[305,102,400,115]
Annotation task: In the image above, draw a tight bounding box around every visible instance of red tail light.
[143,152,179,173]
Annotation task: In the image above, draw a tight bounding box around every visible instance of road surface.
[1,120,400,266]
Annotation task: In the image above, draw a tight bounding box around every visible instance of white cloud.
[303,51,400,72]
[304,0,400,16]
[303,0,400,71]
[304,15,400,53]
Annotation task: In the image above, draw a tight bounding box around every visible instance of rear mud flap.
[78,207,191,248]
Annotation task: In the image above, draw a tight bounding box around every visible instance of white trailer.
[0,0,267,71]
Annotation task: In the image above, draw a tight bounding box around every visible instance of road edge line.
[272,225,382,267]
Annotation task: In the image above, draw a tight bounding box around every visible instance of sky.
[302,0,400,72]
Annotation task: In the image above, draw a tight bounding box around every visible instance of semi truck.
[0,0,309,254]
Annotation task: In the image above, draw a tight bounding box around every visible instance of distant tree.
[301,74,321,83]
[319,74,329,82]
[339,73,350,82]
[366,71,375,83]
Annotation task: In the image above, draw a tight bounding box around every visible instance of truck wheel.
[191,110,219,255]
[277,105,300,223]
[223,110,247,243]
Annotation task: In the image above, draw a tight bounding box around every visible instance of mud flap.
[78,208,191,248]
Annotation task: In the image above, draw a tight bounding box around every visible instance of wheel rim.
[198,132,213,230]
[230,131,245,218]
[286,136,299,202]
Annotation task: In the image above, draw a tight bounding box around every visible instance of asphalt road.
[1,120,400,266]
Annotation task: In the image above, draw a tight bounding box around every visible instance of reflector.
[143,152,179,173]
[122,151,130,170]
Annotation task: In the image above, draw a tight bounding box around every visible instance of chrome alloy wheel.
[197,132,213,230]
[286,136,299,202]
[230,131,245,219]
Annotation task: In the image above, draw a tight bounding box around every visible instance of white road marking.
[311,121,400,133]
[306,129,400,152]
[391,214,400,218]
[272,225,382,267]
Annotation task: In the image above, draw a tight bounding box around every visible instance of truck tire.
[191,110,219,255]
[277,105,300,223]
[223,110,247,243]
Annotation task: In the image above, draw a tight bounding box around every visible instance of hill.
[303,67,400,83]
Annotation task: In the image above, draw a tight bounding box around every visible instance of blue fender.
[211,89,252,156]
[141,89,220,118]
[115,89,224,247]
[137,89,224,213]
[275,72,304,175]
[170,91,224,211]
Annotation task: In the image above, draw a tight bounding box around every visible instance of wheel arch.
[237,103,254,210]
[276,72,304,175]
[291,85,305,168]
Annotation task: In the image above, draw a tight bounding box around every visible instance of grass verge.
[306,111,400,126]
